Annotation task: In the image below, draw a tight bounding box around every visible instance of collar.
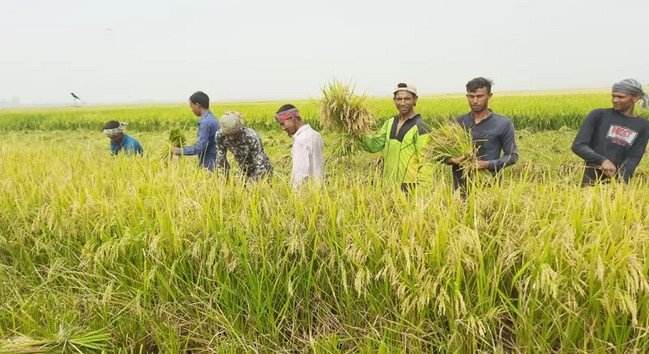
[293,124,311,139]
[200,110,212,120]
[469,110,493,125]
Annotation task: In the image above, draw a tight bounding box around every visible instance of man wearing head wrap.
[102,120,143,155]
[275,104,324,189]
[214,111,273,180]
[171,91,220,171]
[358,82,430,194]
[572,79,649,185]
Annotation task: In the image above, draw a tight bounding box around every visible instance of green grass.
[1,91,645,132]
[1,93,649,352]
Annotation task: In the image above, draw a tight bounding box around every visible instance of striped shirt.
[291,124,324,188]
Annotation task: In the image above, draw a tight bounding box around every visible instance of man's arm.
[134,140,144,155]
[488,120,519,172]
[359,119,389,153]
[180,120,211,156]
[214,135,230,172]
[619,130,649,182]
[291,140,312,189]
[571,110,607,165]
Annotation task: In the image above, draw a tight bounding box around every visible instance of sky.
[1,0,648,107]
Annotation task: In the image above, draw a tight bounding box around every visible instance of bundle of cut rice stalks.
[160,128,187,160]
[319,80,375,156]
[427,123,477,172]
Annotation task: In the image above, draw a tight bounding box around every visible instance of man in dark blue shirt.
[171,91,220,171]
[102,120,143,156]
[572,79,649,185]
[446,77,519,193]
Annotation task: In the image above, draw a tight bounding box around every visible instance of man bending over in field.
[171,91,220,171]
[359,83,430,194]
[215,111,273,180]
[103,120,143,156]
[275,104,324,189]
[446,77,518,194]
[572,79,649,185]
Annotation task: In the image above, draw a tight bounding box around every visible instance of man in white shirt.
[275,104,324,189]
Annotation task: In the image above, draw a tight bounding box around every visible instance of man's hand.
[476,160,490,170]
[447,156,466,165]
[600,159,617,177]
[170,147,181,155]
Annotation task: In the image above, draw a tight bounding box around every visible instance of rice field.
[1,91,649,352]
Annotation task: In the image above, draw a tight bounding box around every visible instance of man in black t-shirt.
[572,79,649,185]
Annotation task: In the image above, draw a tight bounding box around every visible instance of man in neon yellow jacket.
[359,83,431,193]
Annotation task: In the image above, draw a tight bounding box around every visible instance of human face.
[225,131,241,142]
[279,116,299,136]
[393,91,417,116]
[189,101,202,117]
[466,87,492,113]
[612,92,639,113]
[108,133,124,143]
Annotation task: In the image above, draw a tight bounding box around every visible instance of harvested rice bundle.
[319,80,375,156]
[168,128,187,148]
[160,128,187,160]
[427,123,476,170]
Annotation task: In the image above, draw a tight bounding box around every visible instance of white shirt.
[291,124,324,188]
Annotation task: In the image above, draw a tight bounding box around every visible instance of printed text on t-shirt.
[607,125,638,146]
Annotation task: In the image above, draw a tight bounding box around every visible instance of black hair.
[103,120,120,130]
[276,104,297,114]
[189,91,210,109]
[466,77,494,94]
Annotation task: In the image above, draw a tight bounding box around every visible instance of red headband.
[275,108,300,123]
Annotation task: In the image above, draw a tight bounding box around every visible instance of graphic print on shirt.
[606,125,638,147]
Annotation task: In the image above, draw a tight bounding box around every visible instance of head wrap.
[103,122,126,137]
[612,78,649,109]
[220,111,244,135]
[275,108,300,123]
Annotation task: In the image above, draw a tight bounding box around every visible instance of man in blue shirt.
[171,91,220,171]
[446,77,518,193]
[102,120,143,155]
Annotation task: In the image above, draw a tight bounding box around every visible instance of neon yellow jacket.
[359,114,430,185]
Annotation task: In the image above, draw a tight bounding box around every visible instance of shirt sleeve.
[571,110,607,165]
[110,143,119,155]
[181,120,211,156]
[488,120,519,172]
[619,128,649,182]
[214,134,230,172]
[291,139,311,189]
[312,134,325,182]
[127,139,143,155]
[359,119,389,153]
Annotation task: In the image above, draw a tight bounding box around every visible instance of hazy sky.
[1,0,647,106]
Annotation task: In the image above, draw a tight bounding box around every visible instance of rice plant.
[1,92,649,352]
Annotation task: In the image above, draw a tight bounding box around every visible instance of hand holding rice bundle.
[160,128,187,160]
[427,123,477,170]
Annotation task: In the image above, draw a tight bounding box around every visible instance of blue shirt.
[179,110,219,171]
[110,134,143,155]
[455,111,519,171]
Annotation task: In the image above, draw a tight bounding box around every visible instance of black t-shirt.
[572,108,649,183]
